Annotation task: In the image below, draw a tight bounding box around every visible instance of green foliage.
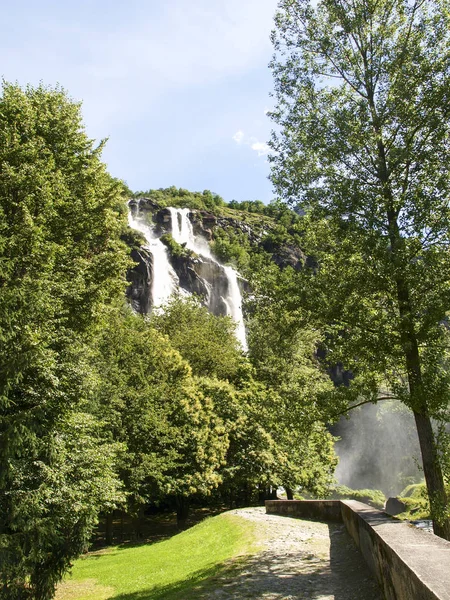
[397,482,450,520]
[120,226,147,251]
[151,296,248,382]
[0,82,130,598]
[246,281,338,495]
[150,296,313,503]
[212,203,305,275]
[2,411,124,600]
[160,233,192,258]
[210,227,251,270]
[92,307,229,509]
[270,0,450,537]
[400,483,427,499]
[132,187,225,211]
[327,485,386,510]
[201,377,284,503]
[397,497,431,520]
[227,200,267,214]
[226,199,301,225]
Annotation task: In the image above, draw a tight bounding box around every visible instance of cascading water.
[128,209,178,308]
[168,207,248,351]
[169,207,212,257]
[222,265,247,351]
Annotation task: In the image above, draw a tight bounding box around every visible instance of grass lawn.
[56,512,261,600]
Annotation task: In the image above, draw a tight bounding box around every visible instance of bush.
[121,226,146,251]
[400,482,427,498]
[327,485,386,509]
[160,233,192,258]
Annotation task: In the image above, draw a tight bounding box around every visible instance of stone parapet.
[265,499,450,600]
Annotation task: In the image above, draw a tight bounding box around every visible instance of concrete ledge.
[266,499,342,521]
[265,499,450,600]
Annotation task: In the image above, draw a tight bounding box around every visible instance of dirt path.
[204,507,382,600]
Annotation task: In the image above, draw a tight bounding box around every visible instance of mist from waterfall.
[128,209,178,308]
[332,401,422,496]
[169,207,248,351]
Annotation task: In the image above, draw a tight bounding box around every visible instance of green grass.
[326,485,386,509]
[56,513,260,600]
[217,206,275,227]
[396,482,431,520]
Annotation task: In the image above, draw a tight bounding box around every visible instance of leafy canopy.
[270,0,450,537]
[0,82,130,598]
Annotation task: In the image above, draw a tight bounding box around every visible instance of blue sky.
[3,0,279,202]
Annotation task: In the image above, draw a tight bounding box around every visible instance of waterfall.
[169,207,248,351]
[222,265,248,351]
[128,209,178,308]
[168,207,212,258]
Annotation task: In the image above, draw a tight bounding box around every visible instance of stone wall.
[265,499,450,600]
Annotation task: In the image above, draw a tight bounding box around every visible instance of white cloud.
[233,130,245,144]
[251,141,270,156]
[232,130,269,157]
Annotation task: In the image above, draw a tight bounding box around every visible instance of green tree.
[196,375,284,507]
[270,0,450,537]
[150,297,286,504]
[92,307,229,529]
[152,296,248,382]
[247,267,337,497]
[0,82,130,596]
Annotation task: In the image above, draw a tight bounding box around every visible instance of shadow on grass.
[111,524,382,600]
[93,507,228,551]
[112,561,239,600]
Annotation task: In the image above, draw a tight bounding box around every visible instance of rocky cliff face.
[126,201,244,318]
[171,254,230,316]
[126,247,153,314]
[125,198,306,315]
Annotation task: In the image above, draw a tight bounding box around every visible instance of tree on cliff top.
[270,0,450,538]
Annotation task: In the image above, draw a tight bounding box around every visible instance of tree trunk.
[396,273,450,539]
[268,486,278,500]
[105,511,114,546]
[176,496,189,529]
[243,482,251,506]
[133,505,145,540]
[257,483,266,505]
[413,410,450,539]
[120,511,125,542]
[285,487,294,500]
[384,193,450,540]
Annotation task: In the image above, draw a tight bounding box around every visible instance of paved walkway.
[201,507,382,600]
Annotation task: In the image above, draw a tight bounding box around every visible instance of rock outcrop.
[384,497,407,516]
[125,199,308,315]
[126,248,153,314]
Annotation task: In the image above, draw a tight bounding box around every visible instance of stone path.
[200,507,382,600]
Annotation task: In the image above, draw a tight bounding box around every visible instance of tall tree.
[92,307,229,529]
[270,0,450,538]
[246,271,338,497]
[151,296,248,382]
[0,83,130,597]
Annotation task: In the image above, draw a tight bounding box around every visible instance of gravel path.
[201,507,382,600]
